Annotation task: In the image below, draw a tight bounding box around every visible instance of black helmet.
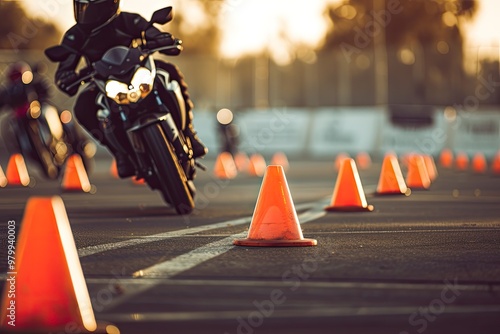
[74,0,120,27]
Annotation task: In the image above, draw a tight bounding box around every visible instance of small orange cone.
[356,152,372,170]
[6,153,30,186]
[375,153,409,196]
[334,152,350,171]
[439,148,454,168]
[492,151,500,175]
[325,158,374,212]
[234,152,250,172]
[0,196,98,333]
[110,158,119,178]
[61,154,92,192]
[406,154,431,190]
[247,153,266,177]
[423,155,438,181]
[233,165,317,247]
[0,165,7,187]
[214,152,238,179]
[455,152,469,171]
[270,152,289,171]
[132,176,146,185]
[472,153,487,174]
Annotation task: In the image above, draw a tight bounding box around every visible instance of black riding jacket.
[55,11,174,96]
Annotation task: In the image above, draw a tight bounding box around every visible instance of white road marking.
[77,201,317,258]
[102,305,500,323]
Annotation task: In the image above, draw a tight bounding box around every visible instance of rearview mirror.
[45,45,71,62]
[150,7,173,25]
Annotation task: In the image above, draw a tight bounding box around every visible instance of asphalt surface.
[1,153,500,334]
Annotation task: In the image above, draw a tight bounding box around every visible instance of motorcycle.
[45,7,202,214]
[1,68,94,180]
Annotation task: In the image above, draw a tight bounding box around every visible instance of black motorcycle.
[45,7,201,214]
[1,70,94,180]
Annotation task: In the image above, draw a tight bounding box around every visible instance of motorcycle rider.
[53,0,207,178]
[0,62,49,118]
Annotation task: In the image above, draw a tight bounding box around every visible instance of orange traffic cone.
[0,165,7,187]
[375,153,410,196]
[455,152,469,171]
[334,152,350,171]
[406,154,431,190]
[233,165,317,247]
[214,152,238,179]
[61,154,92,192]
[234,152,250,172]
[270,152,289,171]
[6,153,30,186]
[439,148,454,168]
[492,151,500,175]
[247,153,266,177]
[0,196,98,333]
[472,153,487,174]
[423,155,438,181]
[132,176,146,185]
[356,152,372,170]
[325,158,374,212]
[110,158,119,178]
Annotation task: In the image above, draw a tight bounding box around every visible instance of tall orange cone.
[61,154,92,192]
[439,148,454,168]
[455,152,469,171]
[423,155,438,181]
[356,152,372,170]
[6,153,30,186]
[492,151,500,175]
[233,165,317,246]
[247,153,266,177]
[0,196,98,333]
[214,151,238,179]
[325,158,374,212]
[0,165,7,187]
[471,152,487,174]
[375,153,410,196]
[406,154,431,190]
[270,151,289,171]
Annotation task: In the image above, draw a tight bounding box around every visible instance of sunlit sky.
[19,0,500,62]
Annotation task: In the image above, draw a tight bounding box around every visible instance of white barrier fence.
[194,106,500,160]
[1,106,499,161]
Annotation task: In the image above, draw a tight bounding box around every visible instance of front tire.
[142,123,194,214]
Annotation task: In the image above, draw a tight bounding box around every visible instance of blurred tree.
[161,1,222,56]
[0,2,60,51]
[319,0,478,105]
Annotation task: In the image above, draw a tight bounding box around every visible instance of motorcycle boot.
[184,110,207,158]
[101,117,136,178]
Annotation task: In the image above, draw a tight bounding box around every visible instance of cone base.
[233,238,317,247]
[374,189,411,197]
[0,321,118,334]
[325,204,374,212]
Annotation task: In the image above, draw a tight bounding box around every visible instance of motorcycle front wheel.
[142,122,195,215]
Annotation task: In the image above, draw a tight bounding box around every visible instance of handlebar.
[64,41,183,91]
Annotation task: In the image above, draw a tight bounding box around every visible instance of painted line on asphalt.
[102,305,500,323]
[132,205,326,278]
[85,277,500,292]
[95,203,327,311]
[77,201,318,258]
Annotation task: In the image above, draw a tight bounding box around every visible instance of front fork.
[125,89,195,181]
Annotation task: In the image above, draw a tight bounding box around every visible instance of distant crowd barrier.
[193,106,500,160]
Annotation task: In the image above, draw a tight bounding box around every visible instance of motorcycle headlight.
[105,67,155,104]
